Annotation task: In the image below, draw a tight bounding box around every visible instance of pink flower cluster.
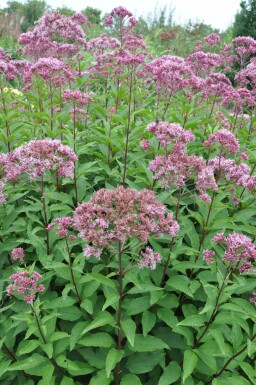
[19,12,88,59]
[23,57,74,87]
[204,129,240,154]
[138,247,161,269]
[0,139,77,181]
[63,90,94,105]
[204,232,256,275]
[147,55,194,95]
[104,7,137,27]
[73,186,179,259]
[7,270,45,303]
[147,121,194,148]
[197,156,256,202]
[47,216,76,239]
[143,121,205,190]
[11,247,25,262]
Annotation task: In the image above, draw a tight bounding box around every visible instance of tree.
[233,0,256,38]
[81,7,101,25]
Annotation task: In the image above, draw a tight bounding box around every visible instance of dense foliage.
[233,0,256,39]
[0,6,256,385]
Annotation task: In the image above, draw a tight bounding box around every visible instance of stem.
[159,237,175,288]
[117,242,123,350]
[30,304,67,376]
[49,79,53,132]
[65,238,81,303]
[73,99,78,205]
[194,262,232,348]
[205,332,256,385]
[41,180,50,255]
[116,241,123,385]
[122,70,133,185]
[0,338,29,379]
[0,86,11,152]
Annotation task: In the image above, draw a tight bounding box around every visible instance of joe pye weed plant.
[0,5,256,385]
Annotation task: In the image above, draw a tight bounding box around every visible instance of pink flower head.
[11,247,25,262]
[138,247,161,269]
[47,216,73,238]
[204,33,221,47]
[0,139,77,182]
[74,186,179,257]
[211,232,256,267]
[203,249,215,264]
[147,121,194,148]
[204,129,239,154]
[140,140,150,150]
[7,270,45,303]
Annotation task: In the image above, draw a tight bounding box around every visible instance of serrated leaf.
[105,348,124,378]
[60,377,75,385]
[183,350,198,382]
[78,333,115,348]
[120,374,142,385]
[159,361,181,385]
[82,312,115,334]
[166,275,193,297]
[121,319,136,347]
[102,293,119,311]
[17,339,40,355]
[129,334,168,352]
[178,315,205,328]
[142,311,156,336]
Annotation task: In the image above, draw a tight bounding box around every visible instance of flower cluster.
[204,232,256,275]
[11,247,25,262]
[0,139,77,181]
[47,216,75,239]
[104,6,137,27]
[204,129,240,154]
[23,57,74,87]
[73,186,179,259]
[147,121,194,148]
[7,271,45,303]
[138,247,161,269]
[19,12,88,59]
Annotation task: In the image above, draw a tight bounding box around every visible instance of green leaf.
[126,352,165,374]
[105,348,124,378]
[159,361,181,385]
[124,295,151,316]
[0,360,11,377]
[120,374,142,385]
[82,312,115,334]
[78,333,115,348]
[157,309,178,328]
[142,311,156,336]
[129,334,168,352]
[121,319,136,347]
[70,322,87,350]
[178,315,205,328]
[183,350,198,382]
[166,275,193,297]
[89,369,113,385]
[41,342,53,358]
[7,353,48,371]
[209,329,227,355]
[60,377,75,385]
[102,293,119,311]
[17,339,40,355]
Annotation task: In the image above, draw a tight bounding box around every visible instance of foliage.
[233,0,256,38]
[0,6,256,385]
